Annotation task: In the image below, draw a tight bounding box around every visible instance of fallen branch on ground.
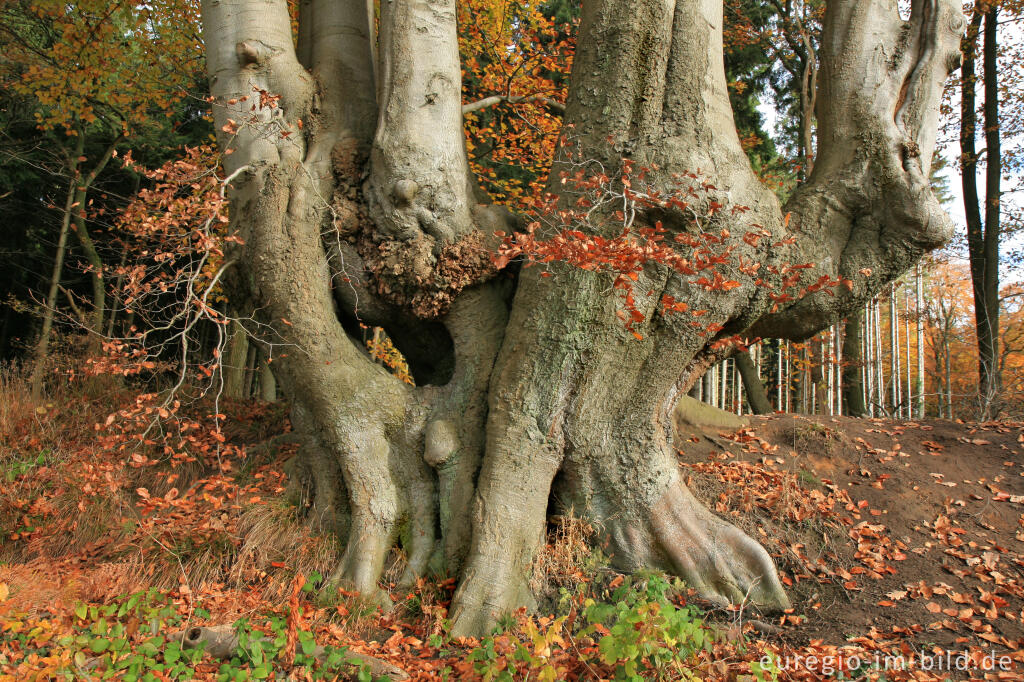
[177,624,409,680]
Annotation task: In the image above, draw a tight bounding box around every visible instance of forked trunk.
[200,0,964,635]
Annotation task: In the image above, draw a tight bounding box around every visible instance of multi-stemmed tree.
[200,0,964,635]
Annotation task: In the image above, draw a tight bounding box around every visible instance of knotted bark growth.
[199,0,963,636]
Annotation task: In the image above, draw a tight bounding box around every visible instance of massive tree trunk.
[200,0,963,635]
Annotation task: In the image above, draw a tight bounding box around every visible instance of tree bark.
[735,349,772,414]
[30,135,85,399]
[843,310,866,416]
[69,136,119,346]
[916,264,926,418]
[222,317,249,400]
[200,0,964,636]
[889,284,900,416]
[259,348,277,402]
[980,4,1001,416]
[961,4,1000,419]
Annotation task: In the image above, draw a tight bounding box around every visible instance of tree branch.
[178,625,409,680]
[462,94,566,116]
[750,0,965,340]
[365,0,477,244]
[200,0,313,173]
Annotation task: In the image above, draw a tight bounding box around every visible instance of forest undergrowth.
[3,359,1024,681]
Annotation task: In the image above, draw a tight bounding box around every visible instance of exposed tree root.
[646,482,790,611]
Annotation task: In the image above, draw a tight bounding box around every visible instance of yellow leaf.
[0,583,9,602]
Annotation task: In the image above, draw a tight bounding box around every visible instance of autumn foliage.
[5,1,1024,680]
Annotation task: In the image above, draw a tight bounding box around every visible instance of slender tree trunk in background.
[826,334,832,414]
[786,343,793,413]
[945,331,954,419]
[734,360,742,415]
[105,252,128,338]
[69,137,120,347]
[916,265,926,418]
[243,342,258,398]
[735,349,772,414]
[961,5,1000,419]
[259,351,277,402]
[807,345,813,414]
[200,0,962,634]
[931,333,943,418]
[834,324,842,415]
[811,338,822,414]
[754,343,763,409]
[72,207,105,339]
[874,299,884,415]
[864,304,873,415]
[904,287,912,416]
[222,317,249,399]
[776,341,783,410]
[720,360,728,410]
[889,284,900,417]
[843,311,866,417]
[799,345,808,413]
[30,137,84,399]
[105,176,140,340]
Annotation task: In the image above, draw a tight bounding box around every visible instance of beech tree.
[200,0,964,635]
[961,1,1001,418]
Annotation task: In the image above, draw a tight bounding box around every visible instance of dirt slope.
[678,413,1024,679]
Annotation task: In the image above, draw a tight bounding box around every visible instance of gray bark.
[222,317,249,399]
[199,0,963,636]
[30,136,85,399]
[961,4,1000,419]
[916,263,926,417]
[843,310,867,416]
[735,350,772,414]
[259,348,277,401]
[69,137,119,345]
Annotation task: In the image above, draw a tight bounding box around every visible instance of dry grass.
[0,363,35,437]
[530,512,596,598]
[0,356,344,620]
[232,502,340,597]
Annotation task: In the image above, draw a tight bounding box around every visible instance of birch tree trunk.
[199,0,963,635]
[916,264,926,418]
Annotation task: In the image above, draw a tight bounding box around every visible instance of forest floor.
[2,375,1023,680]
